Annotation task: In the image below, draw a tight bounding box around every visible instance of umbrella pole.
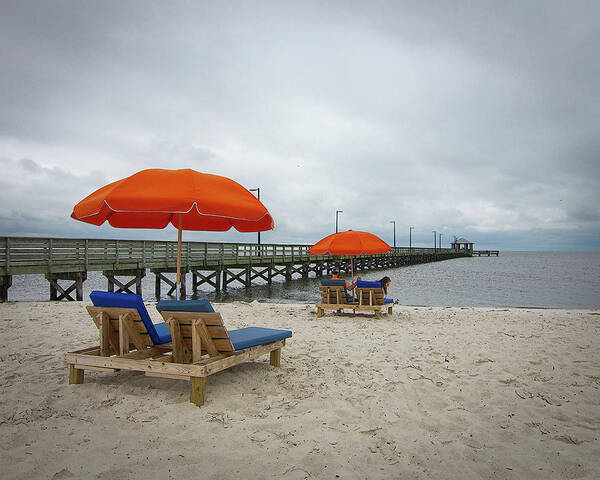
[351,256,355,301]
[176,214,182,300]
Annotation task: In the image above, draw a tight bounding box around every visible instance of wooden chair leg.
[270,348,281,367]
[317,307,324,318]
[375,310,381,319]
[69,365,84,384]
[388,306,393,315]
[190,376,207,406]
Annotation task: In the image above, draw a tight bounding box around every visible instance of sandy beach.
[1,300,599,479]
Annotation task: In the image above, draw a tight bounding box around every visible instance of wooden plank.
[68,364,84,384]
[64,352,208,377]
[160,312,234,354]
[192,322,202,363]
[119,312,150,351]
[87,305,142,319]
[119,315,130,355]
[194,354,228,365]
[204,340,285,376]
[121,345,172,360]
[145,371,190,380]
[99,312,112,356]
[194,320,221,357]
[270,348,281,367]
[71,346,101,355]
[166,317,185,363]
[79,365,119,373]
[316,303,358,311]
[190,376,206,406]
[153,354,174,362]
[159,311,225,326]
[178,325,228,338]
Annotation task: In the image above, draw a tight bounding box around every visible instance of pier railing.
[0,236,456,276]
[0,236,468,301]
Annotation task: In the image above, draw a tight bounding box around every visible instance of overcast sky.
[1,1,599,250]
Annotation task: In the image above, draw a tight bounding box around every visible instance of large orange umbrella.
[309,230,392,285]
[72,168,274,297]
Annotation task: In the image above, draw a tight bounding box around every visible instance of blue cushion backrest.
[356,281,382,288]
[89,291,164,345]
[320,279,352,302]
[156,299,215,313]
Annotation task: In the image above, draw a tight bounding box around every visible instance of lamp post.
[409,226,413,252]
[432,230,437,252]
[335,210,343,233]
[249,188,261,250]
[439,233,443,250]
[390,220,396,249]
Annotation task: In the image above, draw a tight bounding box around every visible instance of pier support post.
[0,275,12,302]
[103,268,146,295]
[285,265,292,282]
[191,269,221,294]
[46,272,87,301]
[151,269,187,299]
[222,268,249,290]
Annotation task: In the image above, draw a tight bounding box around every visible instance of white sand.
[0,301,599,479]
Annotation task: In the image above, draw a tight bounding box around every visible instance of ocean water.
[6,251,600,309]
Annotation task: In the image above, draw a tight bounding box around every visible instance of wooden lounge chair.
[156,299,291,405]
[355,280,394,318]
[65,292,292,407]
[316,279,358,318]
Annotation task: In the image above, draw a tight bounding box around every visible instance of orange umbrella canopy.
[71,168,274,232]
[309,230,391,256]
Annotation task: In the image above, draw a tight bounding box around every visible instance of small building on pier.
[451,237,474,254]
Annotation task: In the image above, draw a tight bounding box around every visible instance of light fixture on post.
[335,210,343,233]
[249,188,261,253]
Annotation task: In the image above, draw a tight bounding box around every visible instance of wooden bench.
[158,308,291,405]
[316,280,358,317]
[355,281,393,318]
[65,292,291,407]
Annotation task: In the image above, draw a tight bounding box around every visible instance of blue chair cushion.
[228,327,292,350]
[156,299,215,313]
[153,322,173,342]
[320,279,347,287]
[89,291,171,345]
[356,280,382,288]
[384,298,394,304]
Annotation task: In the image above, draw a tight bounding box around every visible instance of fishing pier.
[472,250,500,256]
[0,236,470,302]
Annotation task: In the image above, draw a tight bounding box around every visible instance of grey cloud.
[0,1,599,250]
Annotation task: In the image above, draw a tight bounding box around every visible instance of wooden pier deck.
[0,236,470,301]
[472,250,500,256]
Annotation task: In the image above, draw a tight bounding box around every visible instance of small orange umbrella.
[309,230,392,284]
[72,168,274,297]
